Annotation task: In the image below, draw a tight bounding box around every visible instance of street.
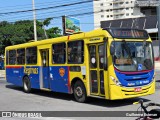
[0,77,160,120]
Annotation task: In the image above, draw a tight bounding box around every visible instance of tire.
[73,81,87,103]
[23,76,31,93]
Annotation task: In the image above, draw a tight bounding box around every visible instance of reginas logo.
[24,68,38,75]
[59,68,65,77]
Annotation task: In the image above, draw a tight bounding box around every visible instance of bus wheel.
[23,77,31,93]
[73,81,87,103]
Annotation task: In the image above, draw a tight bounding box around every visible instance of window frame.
[67,40,84,64]
[26,46,37,65]
[52,42,66,64]
[9,50,17,65]
[17,48,25,65]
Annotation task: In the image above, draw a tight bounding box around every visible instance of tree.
[0,19,62,55]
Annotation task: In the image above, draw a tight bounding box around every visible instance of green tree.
[0,19,62,55]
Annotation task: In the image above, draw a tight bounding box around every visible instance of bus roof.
[5,28,150,50]
[5,28,107,50]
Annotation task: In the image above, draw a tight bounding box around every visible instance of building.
[93,0,143,29]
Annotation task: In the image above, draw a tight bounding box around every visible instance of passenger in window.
[52,50,58,63]
[68,47,72,62]
[52,50,55,63]
[58,54,64,63]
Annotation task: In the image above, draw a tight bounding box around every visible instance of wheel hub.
[75,86,83,97]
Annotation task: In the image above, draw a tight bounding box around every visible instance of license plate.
[134,88,142,92]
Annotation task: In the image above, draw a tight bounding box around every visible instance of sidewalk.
[0,70,5,78]
[155,61,160,81]
[155,61,160,70]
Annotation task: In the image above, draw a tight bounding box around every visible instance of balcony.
[113,9,125,15]
[113,15,124,19]
[113,0,124,3]
[113,4,125,9]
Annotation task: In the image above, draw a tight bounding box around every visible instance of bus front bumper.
[109,80,155,100]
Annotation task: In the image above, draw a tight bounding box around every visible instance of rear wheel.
[23,77,31,93]
[73,81,87,103]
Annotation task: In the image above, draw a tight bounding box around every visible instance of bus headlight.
[110,76,121,86]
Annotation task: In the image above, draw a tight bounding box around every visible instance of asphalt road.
[0,78,160,120]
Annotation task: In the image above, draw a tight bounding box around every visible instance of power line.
[1,4,109,22]
[0,0,96,15]
[3,10,102,23]
[2,6,93,21]
[0,0,83,12]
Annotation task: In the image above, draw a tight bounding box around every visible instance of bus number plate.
[134,88,142,92]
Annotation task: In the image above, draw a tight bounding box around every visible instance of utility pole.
[32,0,37,41]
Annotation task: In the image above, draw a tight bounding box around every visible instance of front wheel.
[23,77,31,93]
[73,81,87,103]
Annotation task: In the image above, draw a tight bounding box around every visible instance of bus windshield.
[111,41,154,72]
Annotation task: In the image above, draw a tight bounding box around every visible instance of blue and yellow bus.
[5,28,155,102]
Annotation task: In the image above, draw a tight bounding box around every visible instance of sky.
[0,0,94,32]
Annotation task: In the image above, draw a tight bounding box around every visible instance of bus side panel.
[6,66,23,87]
[50,66,69,93]
[24,66,40,89]
[6,66,40,89]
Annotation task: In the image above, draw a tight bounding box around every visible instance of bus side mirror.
[110,45,115,55]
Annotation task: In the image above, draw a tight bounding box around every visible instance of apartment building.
[93,0,143,29]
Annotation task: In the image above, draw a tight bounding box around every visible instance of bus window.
[9,50,16,65]
[89,46,97,68]
[52,43,66,64]
[98,44,104,69]
[17,48,25,65]
[26,47,37,64]
[6,51,9,65]
[68,40,84,64]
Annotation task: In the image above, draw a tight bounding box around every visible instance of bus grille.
[121,86,151,96]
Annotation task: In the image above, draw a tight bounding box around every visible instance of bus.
[5,28,155,102]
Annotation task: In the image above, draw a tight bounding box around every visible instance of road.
[0,77,160,120]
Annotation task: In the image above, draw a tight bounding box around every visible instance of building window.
[126,8,129,10]
[126,13,129,16]
[101,9,104,12]
[100,3,103,6]
[107,15,109,18]
[110,15,113,17]
[106,9,109,12]
[126,2,129,4]
[68,40,84,64]
[110,3,112,6]
[101,15,104,18]
[110,9,112,11]
[131,13,133,15]
[17,48,25,65]
[26,47,37,64]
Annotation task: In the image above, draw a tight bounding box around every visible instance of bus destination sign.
[108,28,149,39]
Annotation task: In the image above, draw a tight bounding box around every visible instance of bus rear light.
[110,76,121,86]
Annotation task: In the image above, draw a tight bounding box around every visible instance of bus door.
[89,44,105,96]
[40,49,50,89]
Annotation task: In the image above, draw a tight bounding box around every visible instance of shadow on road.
[6,84,151,108]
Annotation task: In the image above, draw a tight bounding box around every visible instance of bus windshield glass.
[111,41,154,72]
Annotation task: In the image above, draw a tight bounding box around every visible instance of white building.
[93,0,144,29]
